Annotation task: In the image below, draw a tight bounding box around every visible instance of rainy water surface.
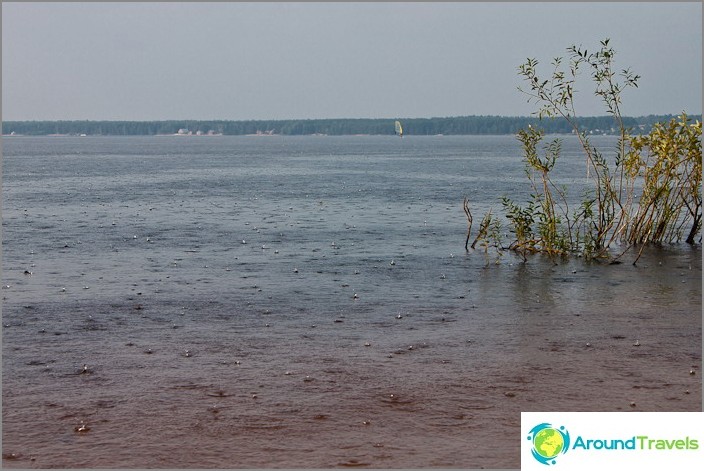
[2,135,701,468]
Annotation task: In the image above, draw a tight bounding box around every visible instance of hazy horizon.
[2,112,697,124]
[2,2,702,121]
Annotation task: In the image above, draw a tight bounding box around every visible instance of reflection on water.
[2,136,701,468]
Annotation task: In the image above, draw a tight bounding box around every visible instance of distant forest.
[2,115,698,137]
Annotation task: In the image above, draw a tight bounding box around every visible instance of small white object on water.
[364,342,371,347]
[633,340,640,347]
[690,370,696,375]
[242,240,246,244]
[74,421,90,433]
[586,342,591,347]
[440,274,446,279]
[293,268,299,273]
[353,293,359,299]
[274,250,279,254]
[396,314,403,319]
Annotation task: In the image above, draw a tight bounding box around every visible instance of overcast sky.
[2,2,702,121]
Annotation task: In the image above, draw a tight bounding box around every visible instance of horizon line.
[3,112,700,123]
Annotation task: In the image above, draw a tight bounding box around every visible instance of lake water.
[2,135,701,468]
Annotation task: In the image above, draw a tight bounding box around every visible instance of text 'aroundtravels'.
[572,435,699,451]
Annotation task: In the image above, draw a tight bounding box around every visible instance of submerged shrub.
[464,39,702,264]
[624,115,702,248]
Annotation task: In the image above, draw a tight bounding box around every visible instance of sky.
[2,1,702,121]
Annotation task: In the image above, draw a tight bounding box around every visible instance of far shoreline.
[3,114,700,138]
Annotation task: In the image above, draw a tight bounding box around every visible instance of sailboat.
[394,120,403,138]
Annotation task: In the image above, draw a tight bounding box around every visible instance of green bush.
[464,39,702,264]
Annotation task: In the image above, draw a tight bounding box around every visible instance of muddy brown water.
[2,136,701,468]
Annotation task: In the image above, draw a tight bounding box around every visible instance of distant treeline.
[2,115,698,136]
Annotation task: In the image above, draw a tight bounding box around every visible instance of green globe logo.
[527,423,571,465]
[534,428,564,458]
